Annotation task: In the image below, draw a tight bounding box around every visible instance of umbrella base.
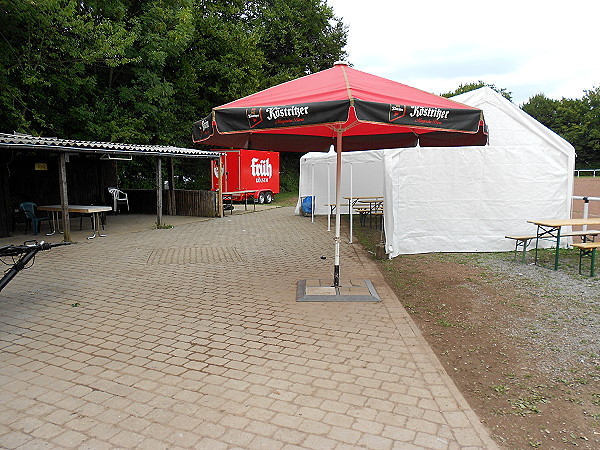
[296,279,380,302]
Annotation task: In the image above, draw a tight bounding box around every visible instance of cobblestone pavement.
[0,208,497,449]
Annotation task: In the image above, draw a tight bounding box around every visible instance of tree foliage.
[442,81,599,167]
[0,0,347,188]
[0,0,347,147]
[522,87,600,166]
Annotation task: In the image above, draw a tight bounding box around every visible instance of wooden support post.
[217,156,224,217]
[167,157,176,215]
[156,157,162,227]
[58,153,72,242]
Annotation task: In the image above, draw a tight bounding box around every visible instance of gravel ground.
[456,251,600,378]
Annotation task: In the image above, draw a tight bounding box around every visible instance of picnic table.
[355,198,384,228]
[38,205,112,239]
[527,218,600,270]
[343,196,384,242]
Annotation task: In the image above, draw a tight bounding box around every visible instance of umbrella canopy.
[193,63,488,287]
[192,62,487,151]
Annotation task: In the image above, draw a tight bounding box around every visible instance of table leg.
[87,213,98,239]
[46,211,62,236]
[46,211,57,236]
[87,213,107,239]
[534,225,540,265]
[591,248,596,277]
[554,227,561,270]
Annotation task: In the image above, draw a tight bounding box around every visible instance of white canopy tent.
[296,87,576,256]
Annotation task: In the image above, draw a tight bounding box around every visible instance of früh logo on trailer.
[251,157,272,183]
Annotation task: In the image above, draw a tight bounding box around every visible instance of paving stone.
[0,209,497,450]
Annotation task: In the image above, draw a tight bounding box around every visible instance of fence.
[125,189,216,217]
[574,169,600,177]
[572,195,600,230]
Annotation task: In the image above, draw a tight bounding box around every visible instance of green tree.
[521,93,559,128]
[0,0,135,136]
[575,87,600,166]
[522,88,599,166]
[251,0,348,86]
[0,0,348,188]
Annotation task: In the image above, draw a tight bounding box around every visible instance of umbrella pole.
[334,131,343,286]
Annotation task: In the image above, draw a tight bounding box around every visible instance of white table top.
[38,205,112,214]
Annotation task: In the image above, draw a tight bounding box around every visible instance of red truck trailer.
[212,149,280,203]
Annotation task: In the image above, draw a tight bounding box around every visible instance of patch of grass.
[155,223,174,229]
[510,391,547,415]
[493,384,509,394]
[273,191,298,207]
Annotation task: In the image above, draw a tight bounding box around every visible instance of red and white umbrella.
[193,62,488,286]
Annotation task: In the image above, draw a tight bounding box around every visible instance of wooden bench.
[505,235,538,263]
[353,205,383,228]
[572,241,600,276]
[505,229,600,263]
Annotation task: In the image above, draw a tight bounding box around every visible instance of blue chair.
[19,202,50,235]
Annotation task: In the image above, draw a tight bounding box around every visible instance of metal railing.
[574,169,600,177]
[572,195,600,230]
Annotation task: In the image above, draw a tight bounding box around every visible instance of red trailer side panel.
[212,150,280,201]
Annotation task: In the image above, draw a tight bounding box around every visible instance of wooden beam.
[167,157,176,215]
[58,153,72,242]
[156,156,162,227]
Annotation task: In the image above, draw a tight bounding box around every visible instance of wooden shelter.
[0,133,221,240]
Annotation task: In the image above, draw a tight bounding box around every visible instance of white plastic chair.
[108,187,129,213]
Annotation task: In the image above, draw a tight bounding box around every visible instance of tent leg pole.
[349,163,353,243]
[327,163,331,232]
[334,131,342,287]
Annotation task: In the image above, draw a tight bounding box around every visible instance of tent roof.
[0,133,221,159]
[451,87,575,156]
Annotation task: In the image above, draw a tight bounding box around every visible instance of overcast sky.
[325,0,599,104]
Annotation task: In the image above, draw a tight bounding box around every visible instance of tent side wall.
[296,151,385,216]
[296,88,576,257]
[383,145,574,256]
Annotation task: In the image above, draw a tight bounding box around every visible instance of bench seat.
[572,242,600,276]
[505,229,600,263]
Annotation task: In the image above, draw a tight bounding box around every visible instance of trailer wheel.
[265,191,273,203]
[258,192,266,204]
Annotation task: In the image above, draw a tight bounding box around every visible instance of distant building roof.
[0,133,221,159]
